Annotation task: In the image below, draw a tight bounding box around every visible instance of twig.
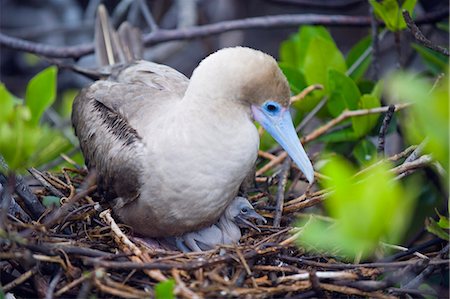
[320,282,397,299]
[303,103,410,144]
[290,84,323,103]
[54,274,88,297]
[2,266,38,292]
[377,105,396,156]
[273,157,290,227]
[280,255,449,269]
[0,9,448,58]
[28,168,65,198]
[392,154,432,177]
[172,269,202,299]
[138,0,158,32]
[403,10,449,56]
[45,269,63,299]
[99,209,167,282]
[380,242,429,260]
[402,244,449,289]
[404,140,426,163]
[277,270,358,283]
[0,156,45,220]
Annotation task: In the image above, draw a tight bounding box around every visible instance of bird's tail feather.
[95,4,143,66]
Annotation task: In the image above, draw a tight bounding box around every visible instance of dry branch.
[0,9,448,59]
[403,10,449,57]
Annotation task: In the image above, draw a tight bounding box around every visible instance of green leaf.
[369,0,417,31]
[280,26,333,69]
[352,139,377,166]
[327,69,361,117]
[280,38,300,68]
[426,218,450,240]
[279,63,307,95]
[318,126,359,143]
[401,0,417,15]
[346,36,373,81]
[155,279,175,299]
[352,94,381,137]
[0,83,15,121]
[436,210,450,229]
[304,37,347,88]
[25,66,58,126]
[412,43,448,75]
[42,195,61,207]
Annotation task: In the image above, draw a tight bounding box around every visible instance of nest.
[1,163,448,299]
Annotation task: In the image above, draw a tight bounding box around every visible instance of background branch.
[0,9,447,59]
[402,10,449,57]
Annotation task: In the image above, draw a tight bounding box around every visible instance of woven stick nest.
[1,152,448,299]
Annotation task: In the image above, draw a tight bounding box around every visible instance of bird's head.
[226,197,266,232]
[187,47,314,183]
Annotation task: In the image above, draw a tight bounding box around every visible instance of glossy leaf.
[25,66,58,126]
[327,69,361,117]
[279,63,307,95]
[280,26,333,69]
[303,37,347,88]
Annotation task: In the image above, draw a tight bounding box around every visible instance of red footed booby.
[72,6,314,238]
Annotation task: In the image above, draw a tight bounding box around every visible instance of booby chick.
[72,7,314,238]
[176,197,266,252]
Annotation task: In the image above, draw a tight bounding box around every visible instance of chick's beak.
[235,210,267,232]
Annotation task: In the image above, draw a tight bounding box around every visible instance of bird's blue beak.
[252,103,315,183]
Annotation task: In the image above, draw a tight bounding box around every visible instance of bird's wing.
[72,61,189,204]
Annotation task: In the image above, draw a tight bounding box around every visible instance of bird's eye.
[263,101,280,114]
[241,207,248,214]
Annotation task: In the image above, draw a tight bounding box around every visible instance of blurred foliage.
[386,72,449,174]
[155,279,175,299]
[369,0,417,32]
[278,1,448,260]
[298,157,416,260]
[0,66,72,173]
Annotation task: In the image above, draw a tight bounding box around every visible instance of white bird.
[176,196,266,252]
[72,6,314,238]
